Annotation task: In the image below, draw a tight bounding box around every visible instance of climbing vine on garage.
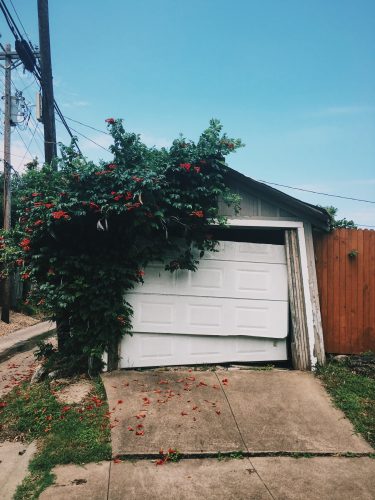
[0,119,243,373]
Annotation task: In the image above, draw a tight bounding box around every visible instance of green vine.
[0,119,243,374]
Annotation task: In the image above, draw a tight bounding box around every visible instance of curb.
[0,321,56,362]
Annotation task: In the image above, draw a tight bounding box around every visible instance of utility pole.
[1,43,12,323]
[37,0,57,165]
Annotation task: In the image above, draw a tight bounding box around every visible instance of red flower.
[31,193,41,197]
[124,191,133,201]
[114,195,122,201]
[15,259,24,266]
[21,272,30,280]
[222,378,228,385]
[180,163,191,171]
[51,210,70,220]
[135,430,145,436]
[44,203,54,209]
[194,166,201,174]
[136,270,145,277]
[105,118,115,124]
[20,238,31,248]
[132,176,143,183]
[107,163,117,170]
[34,220,43,227]
[191,210,204,218]
[89,202,100,211]
[0,402,7,408]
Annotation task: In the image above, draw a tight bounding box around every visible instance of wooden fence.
[313,228,375,354]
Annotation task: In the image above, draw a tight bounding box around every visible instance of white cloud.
[311,105,375,117]
[61,100,91,109]
[140,132,171,149]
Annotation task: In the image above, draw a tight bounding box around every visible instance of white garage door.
[120,241,288,368]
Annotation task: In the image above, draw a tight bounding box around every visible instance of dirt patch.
[55,380,94,404]
[333,353,375,379]
[0,311,40,338]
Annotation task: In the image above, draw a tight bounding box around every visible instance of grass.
[317,358,375,449]
[0,377,111,499]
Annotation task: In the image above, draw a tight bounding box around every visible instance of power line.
[54,102,82,155]
[258,179,375,204]
[56,117,110,152]
[63,115,110,135]
[0,0,22,40]
[8,0,33,44]
[0,149,33,160]
[17,121,39,168]
[15,125,40,161]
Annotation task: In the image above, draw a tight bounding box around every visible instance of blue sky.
[1,0,375,225]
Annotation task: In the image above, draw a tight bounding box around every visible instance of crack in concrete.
[215,372,276,500]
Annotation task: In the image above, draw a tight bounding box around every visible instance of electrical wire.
[0,149,32,160]
[56,117,110,152]
[0,0,21,40]
[15,125,41,161]
[8,0,33,45]
[258,179,375,204]
[63,115,110,135]
[17,120,39,168]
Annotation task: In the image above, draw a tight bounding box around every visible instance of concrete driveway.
[102,368,372,456]
[40,368,375,500]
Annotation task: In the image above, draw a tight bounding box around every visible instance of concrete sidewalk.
[0,320,56,362]
[39,368,375,499]
[39,456,375,500]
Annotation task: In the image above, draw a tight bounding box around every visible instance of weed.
[317,360,375,448]
[229,451,244,459]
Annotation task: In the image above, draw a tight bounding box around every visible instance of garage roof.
[226,167,331,231]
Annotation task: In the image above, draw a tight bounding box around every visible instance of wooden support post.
[1,44,12,324]
[285,229,311,370]
[303,223,326,365]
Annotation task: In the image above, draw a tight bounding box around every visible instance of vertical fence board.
[314,228,375,354]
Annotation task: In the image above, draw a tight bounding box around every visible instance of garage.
[118,169,330,370]
[120,240,288,368]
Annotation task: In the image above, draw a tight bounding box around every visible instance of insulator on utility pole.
[36,92,43,122]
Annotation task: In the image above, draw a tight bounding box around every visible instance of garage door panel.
[120,333,287,368]
[201,241,286,264]
[132,260,288,301]
[130,295,288,338]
